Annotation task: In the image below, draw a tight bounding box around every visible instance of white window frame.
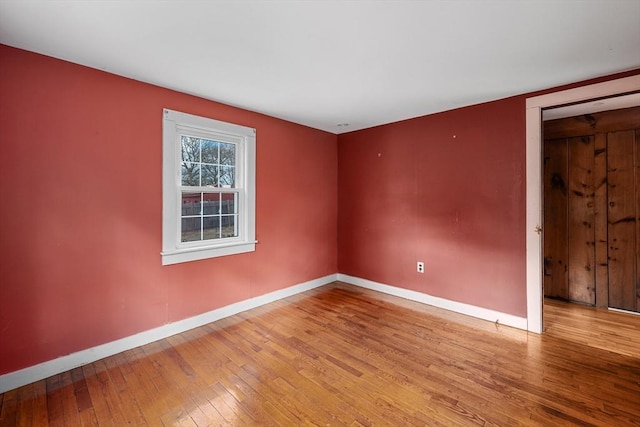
[162,109,256,265]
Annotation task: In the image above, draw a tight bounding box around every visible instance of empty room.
[1,1,639,425]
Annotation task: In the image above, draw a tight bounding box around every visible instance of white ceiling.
[1,1,639,134]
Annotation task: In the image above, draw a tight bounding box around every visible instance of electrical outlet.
[417,262,424,273]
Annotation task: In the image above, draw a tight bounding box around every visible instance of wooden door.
[543,138,569,300]
[543,106,640,311]
[543,136,595,304]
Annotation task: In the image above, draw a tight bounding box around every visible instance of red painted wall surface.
[0,45,338,375]
[337,69,640,318]
[338,98,527,316]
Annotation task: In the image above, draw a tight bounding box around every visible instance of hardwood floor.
[1,282,639,426]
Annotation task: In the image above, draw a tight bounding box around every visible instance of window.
[162,109,256,265]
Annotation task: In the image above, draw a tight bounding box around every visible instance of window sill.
[161,241,256,265]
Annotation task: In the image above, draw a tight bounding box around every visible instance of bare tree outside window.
[181,136,235,188]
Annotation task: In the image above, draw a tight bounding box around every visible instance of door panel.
[544,138,569,300]
[594,133,609,308]
[568,136,595,304]
[636,129,640,312]
[607,130,638,312]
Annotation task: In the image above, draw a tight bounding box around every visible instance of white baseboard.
[0,274,337,394]
[0,272,528,393]
[338,274,527,330]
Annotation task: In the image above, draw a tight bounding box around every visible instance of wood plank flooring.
[1,282,639,426]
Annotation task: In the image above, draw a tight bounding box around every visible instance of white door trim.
[525,74,640,333]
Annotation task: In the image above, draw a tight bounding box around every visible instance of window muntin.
[180,136,236,188]
[162,109,255,265]
[180,192,238,242]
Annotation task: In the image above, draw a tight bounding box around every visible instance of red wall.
[0,45,338,375]
[337,69,640,318]
[338,97,527,316]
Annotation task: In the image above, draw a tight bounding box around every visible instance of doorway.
[542,107,640,312]
[524,75,640,333]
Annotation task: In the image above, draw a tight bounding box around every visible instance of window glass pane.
[221,215,237,238]
[203,193,220,215]
[180,192,236,242]
[201,165,218,187]
[203,217,221,240]
[181,193,201,216]
[220,143,235,165]
[181,217,201,242]
[201,140,219,164]
[181,136,200,162]
[219,166,235,187]
[221,193,237,214]
[181,163,200,186]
